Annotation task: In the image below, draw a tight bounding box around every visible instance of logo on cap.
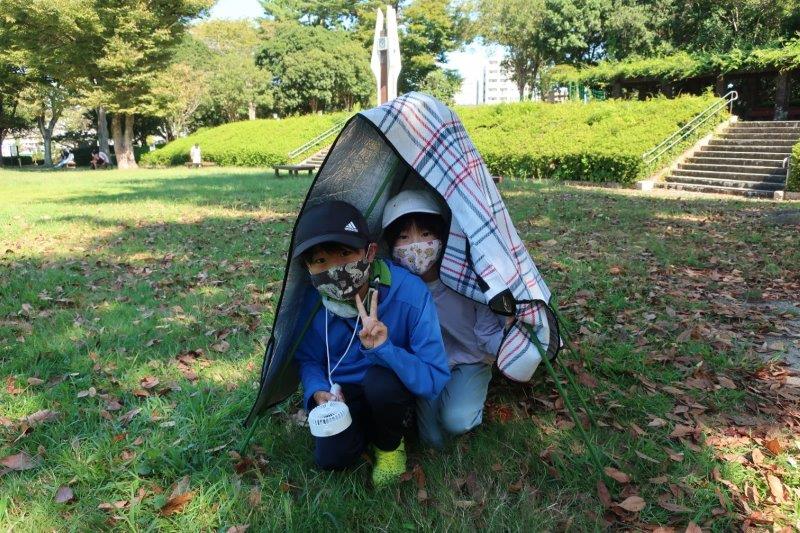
[344,221,358,232]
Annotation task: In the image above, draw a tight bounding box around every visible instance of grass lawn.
[1,167,798,531]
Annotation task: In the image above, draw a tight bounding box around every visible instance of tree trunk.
[111,113,138,169]
[37,116,54,167]
[660,81,674,98]
[0,129,5,167]
[774,72,789,121]
[120,113,138,169]
[248,102,256,120]
[97,107,109,154]
[612,80,622,99]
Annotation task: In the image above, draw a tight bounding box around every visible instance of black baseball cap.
[292,200,371,259]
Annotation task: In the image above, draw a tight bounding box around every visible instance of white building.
[482,59,523,104]
[452,51,532,105]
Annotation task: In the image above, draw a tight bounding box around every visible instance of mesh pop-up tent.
[244,92,561,428]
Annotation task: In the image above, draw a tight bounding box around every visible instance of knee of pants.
[363,366,406,407]
[314,446,360,471]
[441,407,483,436]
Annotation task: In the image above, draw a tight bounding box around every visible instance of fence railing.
[287,117,351,160]
[642,91,738,165]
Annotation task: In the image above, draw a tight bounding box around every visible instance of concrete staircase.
[299,146,331,170]
[659,121,799,198]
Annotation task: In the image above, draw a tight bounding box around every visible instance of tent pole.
[525,323,607,479]
[240,157,402,452]
[546,299,598,427]
[239,414,261,454]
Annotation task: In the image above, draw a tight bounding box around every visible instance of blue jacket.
[295,260,450,410]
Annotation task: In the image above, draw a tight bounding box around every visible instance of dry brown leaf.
[648,417,667,428]
[635,450,661,464]
[22,409,58,426]
[248,487,261,506]
[118,408,141,426]
[750,448,764,465]
[669,424,693,438]
[6,376,23,395]
[227,526,249,533]
[454,500,476,509]
[160,492,194,516]
[684,521,702,533]
[169,475,191,499]
[765,473,784,504]
[597,480,612,508]
[211,340,230,353]
[26,377,45,386]
[717,376,736,389]
[55,485,75,503]
[604,467,631,483]
[764,438,783,455]
[667,450,684,462]
[140,376,159,389]
[0,451,39,472]
[617,495,646,512]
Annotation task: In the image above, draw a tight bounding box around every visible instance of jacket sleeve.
[294,314,330,411]
[362,290,450,399]
[474,303,505,358]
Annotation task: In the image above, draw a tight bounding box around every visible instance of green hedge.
[140,112,351,167]
[788,142,800,193]
[551,39,800,86]
[456,94,723,183]
[146,94,723,183]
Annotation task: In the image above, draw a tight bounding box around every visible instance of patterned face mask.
[310,257,371,301]
[392,239,442,275]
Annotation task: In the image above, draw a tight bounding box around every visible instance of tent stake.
[526,324,606,478]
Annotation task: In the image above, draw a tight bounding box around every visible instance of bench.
[66,160,77,170]
[185,161,217,168]
[273,164,315,176]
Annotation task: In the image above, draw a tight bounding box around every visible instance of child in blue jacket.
[292,200,450,487]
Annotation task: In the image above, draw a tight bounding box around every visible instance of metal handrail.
[643,91,738,165]
[287,117,351,159]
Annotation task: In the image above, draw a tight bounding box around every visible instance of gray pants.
[416,362,492,449]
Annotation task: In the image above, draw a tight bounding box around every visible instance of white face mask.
[392,239,442,275]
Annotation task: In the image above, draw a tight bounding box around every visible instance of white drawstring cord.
[324,309,360,390]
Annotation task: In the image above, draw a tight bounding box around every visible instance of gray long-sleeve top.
[426,279,505,367]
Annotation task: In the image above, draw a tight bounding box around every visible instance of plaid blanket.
[360,92,556,381]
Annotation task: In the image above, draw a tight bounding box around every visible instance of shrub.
[145,94,724,184]
[455,94,724,183]
[141,112,352,167]
[787,141,800,193]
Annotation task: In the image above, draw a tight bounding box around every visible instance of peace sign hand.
[355,289,388,350]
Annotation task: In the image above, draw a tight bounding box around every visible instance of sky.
[207,0,496,104]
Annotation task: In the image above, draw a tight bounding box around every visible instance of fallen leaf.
[21,409,58,426]
[26,377,45,386]
[227,527,249,533]
[140,376,159,389]
[617,495,646,512]
[604,467,631,483]
[55,485,75,503]
[648,417,667,428]
[635,450,661,464]
[597,480,612,508]
[667,450,684,462]
[169,475,191,499]
[765,473,784,504]
[751,448,764,465]
[684,522,702,533]
[248,487,261,506]
[0,451,39,472]
[98,500,128,511]
[454,500,476,509]
[6,376,22,395]
[119,408,141,426]
[764,438,783,455]
[160,492,194,516]
[669,424,693,438]
[211,340,230,353]
[657,493,690,513]
[717,376,736,389]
